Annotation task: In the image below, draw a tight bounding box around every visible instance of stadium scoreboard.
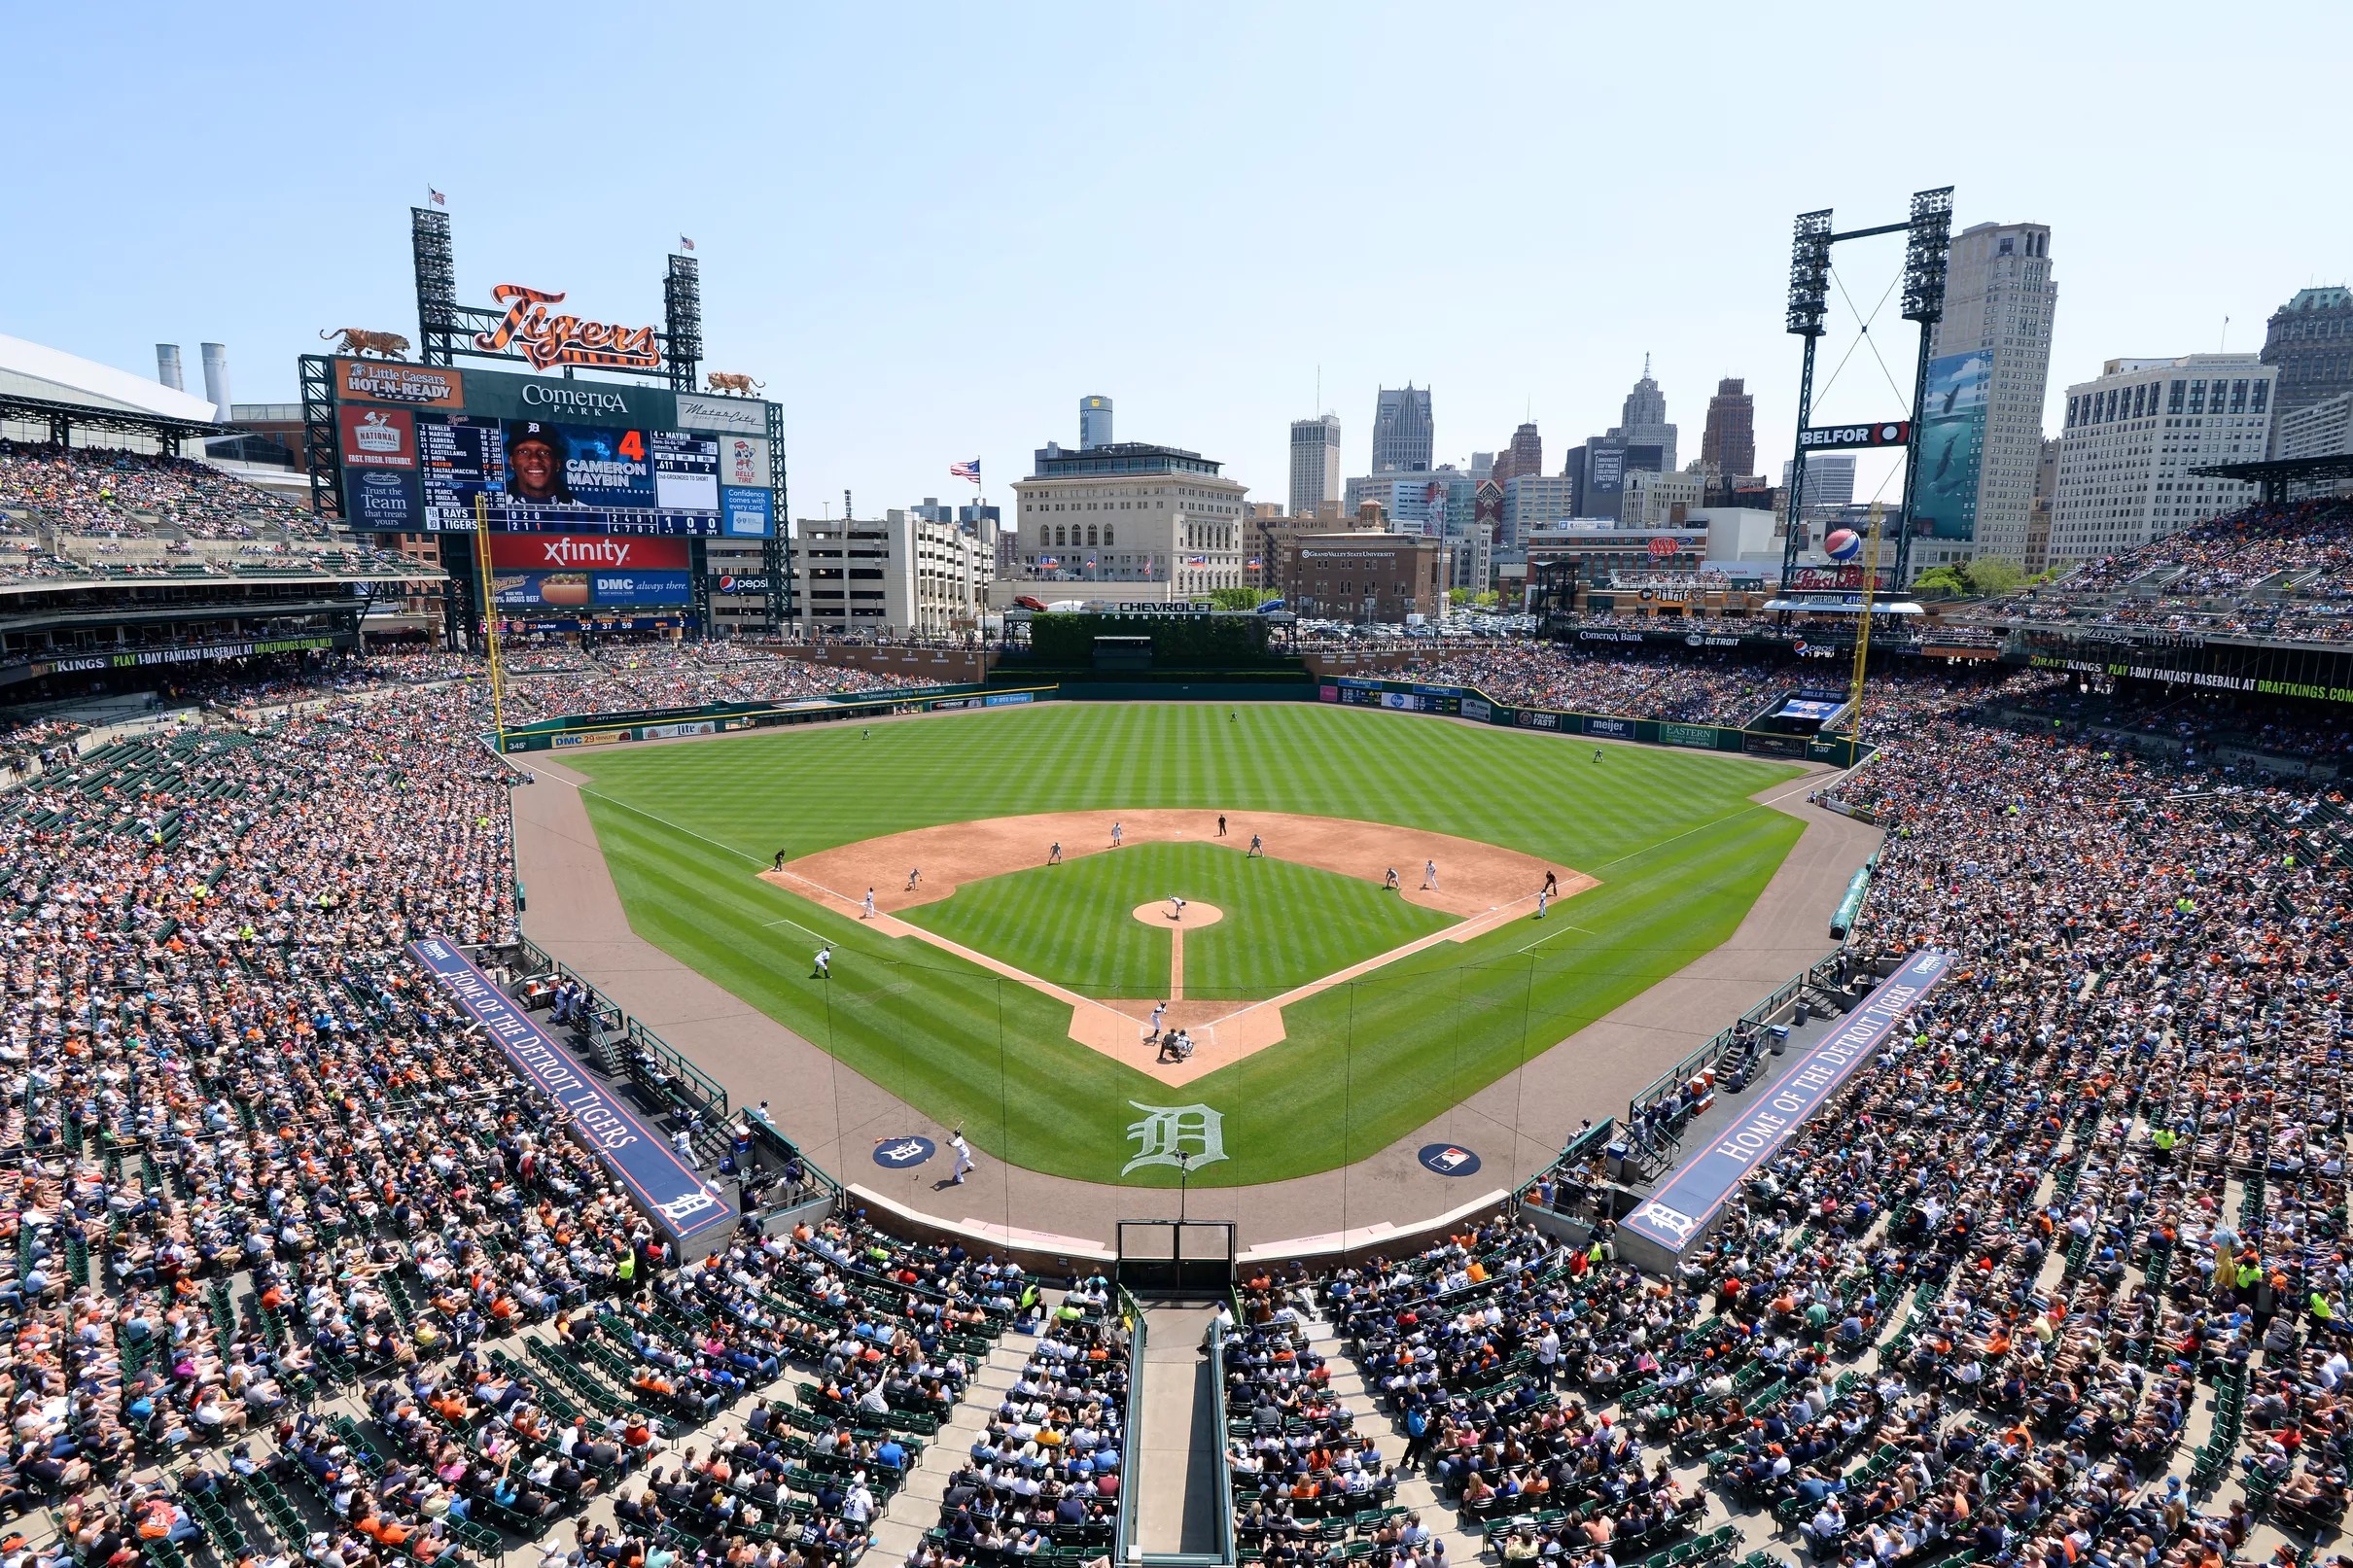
[327,358,777,540]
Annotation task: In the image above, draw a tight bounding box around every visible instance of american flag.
[428,188,446,207]
[949,458,981,483]
[680,235,695,252]
[1184,554,1208,567]
[1247,557,1262,570]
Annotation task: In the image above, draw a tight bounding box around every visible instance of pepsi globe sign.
[1824,529,1864,563]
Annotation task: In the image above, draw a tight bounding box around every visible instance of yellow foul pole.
[1844,502,1884,758]
[472,494,509,752]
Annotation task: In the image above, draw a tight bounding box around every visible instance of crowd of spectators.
[1401,646,1796,726]
[0,660,1080,1568]
[1981,500,2353,643]
[0,441,328,542]
[0,627,2336,1568]
[495,646,898,723]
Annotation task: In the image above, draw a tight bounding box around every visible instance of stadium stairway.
[1296,1306,1490,1564]
[863,1325,1036,1562]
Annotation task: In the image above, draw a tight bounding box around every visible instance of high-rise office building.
[2049,354,2274,561]
[1607,358,1676,471]
[1079,395,1113,449]
[1371,385,1434,472]
[1500,473,1578,549]
[2260,286,2353,422]
[1780,455,1856,515]
[1700,378,1755,477]
[1924,221,2057,565]
[1491,423,1543,488]
[1288,414,1343,517]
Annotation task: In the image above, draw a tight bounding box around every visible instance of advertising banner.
[487,534,690,572]
[719,435,770,487]
[345,467,421,529]
[1658,722,1722,749]
[406,937,734,1244]
[341,358,671,429]
[336,405,416,470]
[673,393,769,436]
[337,359,464,408]
[720,485,775,539]
[1915,352,1989,540]
[591,570,693,606]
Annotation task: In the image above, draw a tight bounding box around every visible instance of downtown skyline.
[4,3,2349,521]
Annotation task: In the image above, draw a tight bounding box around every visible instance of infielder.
[1111,820,1124,847]
[1423,859,1438,891]
[1384,867,1399,891]
[906,867,922,891]
[861,889,876,920]
[1535,887,1551,920]
[1247,833,1264,857]
[1048,842,1063,865]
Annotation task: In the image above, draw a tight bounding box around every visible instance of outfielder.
[813,946,831,979]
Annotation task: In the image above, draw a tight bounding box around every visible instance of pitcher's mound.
[1132,901,1224,927]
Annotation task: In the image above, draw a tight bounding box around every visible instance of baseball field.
[562,701,1808,1187]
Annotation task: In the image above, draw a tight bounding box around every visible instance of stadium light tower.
[1775,188,1952,594]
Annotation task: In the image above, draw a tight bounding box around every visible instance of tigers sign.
[473,284,662,372]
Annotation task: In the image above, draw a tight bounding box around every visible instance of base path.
[771,808,1585,922]
[766,809,1595,1085]
[510,710,1883,1256]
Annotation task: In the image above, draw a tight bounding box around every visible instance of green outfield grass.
[899,840,1457,998]
[563,701,1808,1186]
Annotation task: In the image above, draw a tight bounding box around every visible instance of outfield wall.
[1318,676,1871,768]
[491,684,1055,752]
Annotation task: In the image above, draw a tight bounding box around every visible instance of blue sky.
[7,2,2348,517]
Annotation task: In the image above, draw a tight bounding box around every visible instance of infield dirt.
[761,809,1595,1084]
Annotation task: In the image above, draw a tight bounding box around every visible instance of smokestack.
[199,342,231,423]
[156,344,185,391]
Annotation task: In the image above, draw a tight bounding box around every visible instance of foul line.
[575,786,769,868]
[1515,922,1598,956]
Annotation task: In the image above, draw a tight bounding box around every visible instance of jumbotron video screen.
[328,357,777,540]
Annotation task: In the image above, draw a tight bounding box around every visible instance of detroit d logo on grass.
[1124,1102,1227,1175]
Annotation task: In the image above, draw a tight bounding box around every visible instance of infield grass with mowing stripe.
[564,701,1807,1186]
[900,841,1457,998]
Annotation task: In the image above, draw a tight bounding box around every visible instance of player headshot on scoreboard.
[504,421,577,505]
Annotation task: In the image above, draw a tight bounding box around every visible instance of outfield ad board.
[1914,352,1989,541]
[331,357,777,538]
